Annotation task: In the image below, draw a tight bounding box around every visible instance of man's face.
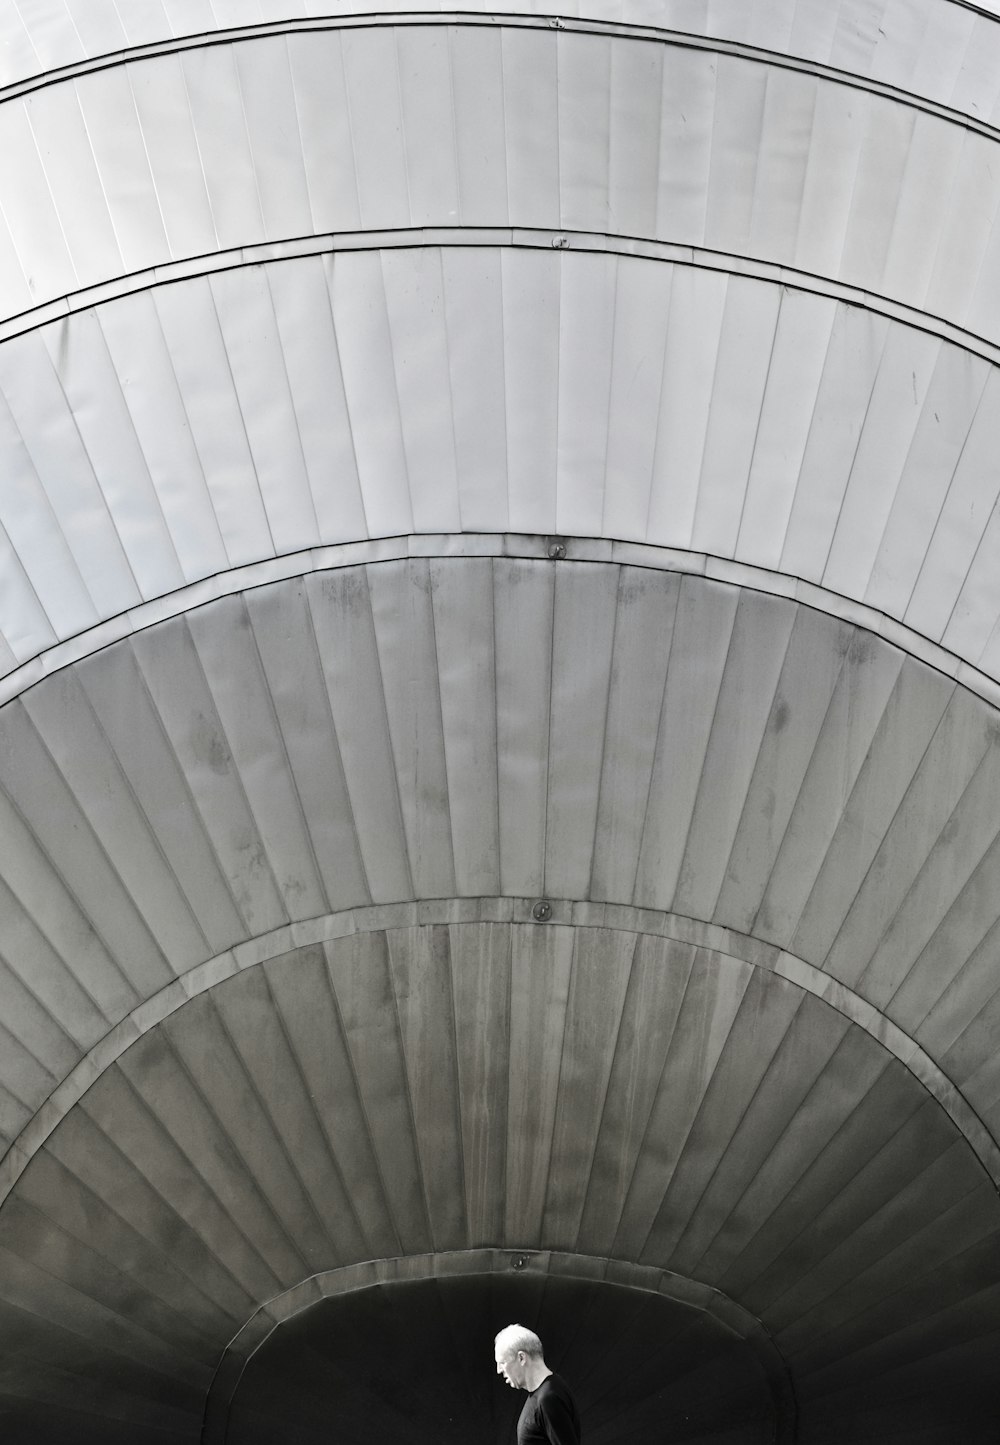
[495,1346,526,1390]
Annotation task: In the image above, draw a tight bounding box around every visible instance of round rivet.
[548,541,566,559]
[551,234,569,249]
[532,900,553,922]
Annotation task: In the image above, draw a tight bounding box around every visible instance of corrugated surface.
[4,252,1000,686]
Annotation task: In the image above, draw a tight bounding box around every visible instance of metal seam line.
[2,538,999,713]
[2,899,997,1212]
[0,9,996,147]
[4,229,1000,365]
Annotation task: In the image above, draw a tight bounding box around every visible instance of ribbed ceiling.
[2,4,1000,1442]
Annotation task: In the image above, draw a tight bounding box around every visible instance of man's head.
[494,1324,544,1391]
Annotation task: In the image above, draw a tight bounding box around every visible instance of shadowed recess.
[222,1272,777,1445]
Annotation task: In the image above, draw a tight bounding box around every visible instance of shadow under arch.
[200,1248,798,1444]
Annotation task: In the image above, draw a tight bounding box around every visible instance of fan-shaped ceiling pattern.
[2,3,1000,1443]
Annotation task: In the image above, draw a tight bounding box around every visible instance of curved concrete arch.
[4,899,997,1212]
[3,535,998,713]
[200,1248,798,1443]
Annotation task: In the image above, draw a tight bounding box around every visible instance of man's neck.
[523,1360,553,1393]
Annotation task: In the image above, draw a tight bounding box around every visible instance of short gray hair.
[495,1324,543,1359]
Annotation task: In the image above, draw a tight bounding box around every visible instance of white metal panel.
[780,304,889,583]
[675,588,796,920]
[285,30,362,234]
[555,251,616,537]
[505,922,574,1244]
[97,290,231,582]
[77,641,250,954]
[823,691,994,1006]
[150,279,275,567]
[647,266,728,549]
[367,559,456,900]
[23,80,124,285]
[906,369,1000,644]
[0,329,142,619]
[244,580,370,911]
[385,926,466,1250]
[75,66,170,275]
[266,256,369,544]
[20,668,208,972]
[0,386,96,646]
[0,702,167,998]
[792,658,954,972]
[635,575,739,910]
[840,93,915,293]
[503,26,559,228]
[266,945,396,1260]
[0,819,116,1044]
[704,52,768,255]
[0,99,78,303]
[380,247,461,534]
[233,37,313,243]
[122,55,218,262]
[748,66,817,264]
[37,310,184,602]
[79,1061,285,1302]
[428,559,500,898]
[602,254,672,540]
[716,606,853,933]
[396,25,460,227]
[866,346,990,623]
[327,250,413,538]
[502,248,560,534]
[544,561,619,898]
[615,947,754,1254]
[542,927,635,1244]
[822,325,940,601]
[591,569,680,901]
[882,112,964,307]
[693,275,782,558]
[441,248,508,531]
[341,26,411,230]
[180,43,265,249]
[450,25,508,225]
[863,741,1000,1013]
[305,568,413,902]
[557,31,612,234]
[130,617,290,939]
[185,595,330,921]
[608,33,663,239]
[657,45,716,243]
[755,633,903,947]
[736,289,838,571]
[329,931,433,1255]
[924,131,1000,329]
[793,79,867,277]
[208,266,321,555]
[493,558,554,898]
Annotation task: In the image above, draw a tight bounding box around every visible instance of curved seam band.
[198,1248,797,1444]
[3,536,1000,713]
[5,226,1000,367]
[3,900,997,1213]
[0,8,996,145]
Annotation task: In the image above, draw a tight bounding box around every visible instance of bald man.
[494,1325,581,1445]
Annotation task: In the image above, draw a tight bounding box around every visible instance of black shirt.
[516,1373,581,1445]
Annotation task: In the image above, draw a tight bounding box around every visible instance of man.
[494,1324,581,1445]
